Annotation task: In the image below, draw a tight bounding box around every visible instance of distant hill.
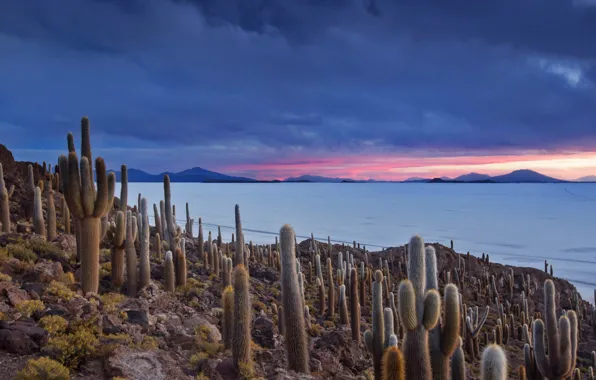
[576,175,596,182]
[404,177,429,183]
[109,167,256,183]
[454,172,491,182]
[489,169,564,183]
[284,175,354,183]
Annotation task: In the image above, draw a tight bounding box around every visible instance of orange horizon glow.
[223,151,596,181]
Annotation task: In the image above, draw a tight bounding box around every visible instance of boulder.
[105,347,190,380]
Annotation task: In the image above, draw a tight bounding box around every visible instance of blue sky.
[1,0,595,179]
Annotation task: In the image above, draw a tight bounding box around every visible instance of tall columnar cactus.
[317,277,326,316]
[46,180,56,240]
[232,265,252,373]
[59,117,115,294]
[185,202,193,237]
[339,284,348,325]
[327,257,335,318]
[481,345,508,380]
[159,200,166,241]
[61,195,71,234]
[533,280,578,380]
[425,246,461,380]
[218,226,222,248]
[164,250,175,292]
[364,270,385,380]
[175,243,187,287]
[119,164,128,212]
[198,217,204,261]
[153,203,162,238]
[27,164,35,221]
[125,211,138,297]
[222,256,232,288]
[163,175,179,251]
[382,335,405,380]
[350,267,360,342]
[222,285,234,349]
[279,224,309,373]
[33,186,46,237]
[466,306,490,360]
[0,163,14,233]
[108,211,126,288]
[398,235,441,380]
[384,308,395,348]
[234,205,244,267]
[138,197,151,289]
[155,232,162,261]
[451,338,466,380]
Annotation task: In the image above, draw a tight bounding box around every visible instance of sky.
[1,0,595,181]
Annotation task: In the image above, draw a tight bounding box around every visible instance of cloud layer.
[1,0,595,179]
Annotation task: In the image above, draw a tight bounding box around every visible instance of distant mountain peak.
[284,174,353,183]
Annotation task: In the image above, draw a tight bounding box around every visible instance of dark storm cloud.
[0,0,595,173]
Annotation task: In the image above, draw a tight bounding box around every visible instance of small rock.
[0,320,48,354]
[16,223,31,234]
[126,310,150,327]
[182,315,221,342]
[4,287,30,306]
[106,347,190,380]
[33,261,64,283]
[252,316,275,348]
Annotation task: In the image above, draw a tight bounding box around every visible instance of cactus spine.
[59,117,115,294]
[164,250,175,292]
[398,236,441,380]
[33,186,45,237]
[222,285,234,349]
[232,264,252,373]
[125,211,138,297]
[138,197,150,289]
[481,345,508,380]
[426,246,460,380]
[0,163,14,232]
[350,267,360,342]
[364,270,385,380]
[533,279,578,380]
[46,180,56,240]
[279,224,309,373]
[382,335,405,380]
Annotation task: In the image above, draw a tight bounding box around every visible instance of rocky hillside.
[0,127,594,379]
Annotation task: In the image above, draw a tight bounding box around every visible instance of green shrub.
[100,293,125,314]
[16,357,70,380]
[40,315,69,335]
[7,243,37,262]
[16,300,45,318]
[26,239,69,262]
[46,328,99,369]
[46,281,77,301]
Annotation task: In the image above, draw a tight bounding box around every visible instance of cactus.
[327,257,335,318]
[155,232,162,261]
[175,244,187,287]
[46,180,57,240]
[466,305,490,360]
[108,211,126,288]
[384,308,395,348]
[120,165,128,212]
[27,164,35,221]
[33,186,46,237]
[382,335,405,380]
[364,270,385,380]
[398,236,441,380]
[481,345,508,380]
[234,205,244,267]
[450,338,466,380]
[163,175,180,251]
[519,365,527,380]
[339,284,348,325]
[153,203,162,238]
[138,197,150,289]
[61,196,70,234]
[222,285,234,349]
[279,225,309,373]
[2,163,16,232]
[125,211,138,297]
[533,280,578,380]
[164,250,175,292]
[185,202,193,237]
[59,117,115,294]
[159,200,166,242]
[232,265,252,373]
[350,267,360,342]
[425,246,460,380]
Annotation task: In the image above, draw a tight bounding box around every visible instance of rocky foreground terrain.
[0,120,595,380]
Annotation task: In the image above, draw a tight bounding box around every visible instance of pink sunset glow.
[223,151,596,181]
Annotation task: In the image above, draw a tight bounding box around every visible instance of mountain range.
[109,167,586,183]
[108,167,256,183]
